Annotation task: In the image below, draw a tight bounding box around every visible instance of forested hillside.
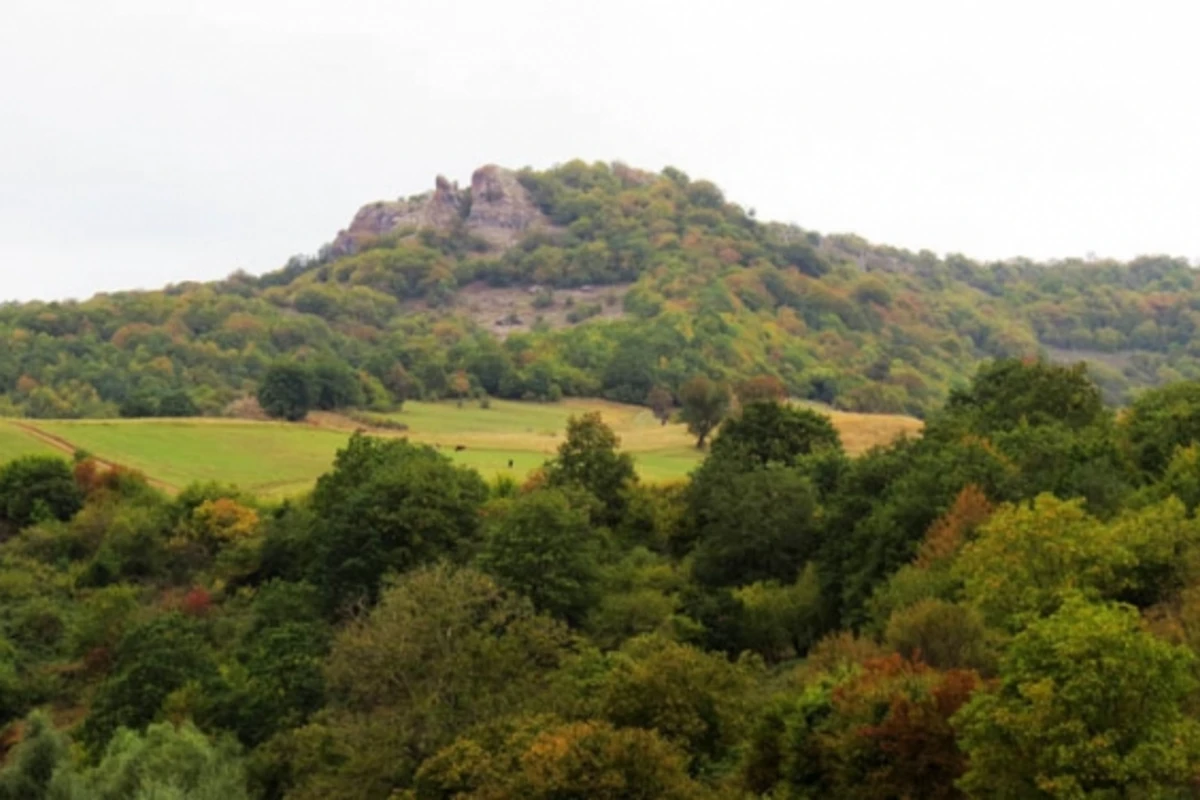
[5,360,1200,797]
[4,160,1200,420]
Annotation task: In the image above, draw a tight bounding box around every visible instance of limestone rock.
[465,165,548,247]
[328,165,550,257]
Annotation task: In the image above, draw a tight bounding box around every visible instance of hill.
[3,160,1199,420]
[0,399,922,495]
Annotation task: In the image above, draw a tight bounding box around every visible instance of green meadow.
[1,399,921,497]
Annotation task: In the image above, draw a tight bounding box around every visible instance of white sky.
[2,0,1199,302]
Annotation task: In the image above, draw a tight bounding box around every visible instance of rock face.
[329,165,550,257]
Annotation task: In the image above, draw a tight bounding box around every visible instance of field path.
[10,422,177,492]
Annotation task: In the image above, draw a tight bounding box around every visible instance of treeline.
[3,359,1200,796]
[5,162,1200,421]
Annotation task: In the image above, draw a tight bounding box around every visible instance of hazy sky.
[3,0,1199,302]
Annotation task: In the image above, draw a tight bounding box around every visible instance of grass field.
[0,421,61,461]
[1,399,923,497]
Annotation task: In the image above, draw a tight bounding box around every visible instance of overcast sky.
[2,0,1199,302]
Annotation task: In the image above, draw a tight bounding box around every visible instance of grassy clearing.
[0,420,61,461]
[27,419,356,497]
[10,399,922,497]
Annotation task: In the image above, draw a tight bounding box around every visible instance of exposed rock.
[328,165,550,257]
[466,165,548,247]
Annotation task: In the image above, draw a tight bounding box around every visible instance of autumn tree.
[412,716,707,800]
[743,656,978,799]
[678,375,731,448]
[735,375,786,406]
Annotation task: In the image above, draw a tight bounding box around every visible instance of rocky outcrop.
[465,165,548,248]
[328,165,550,257]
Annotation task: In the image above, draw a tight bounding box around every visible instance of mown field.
[0,399,923,497]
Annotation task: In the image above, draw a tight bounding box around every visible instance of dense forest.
[5,160,1200,420]
[4,359,1200,797]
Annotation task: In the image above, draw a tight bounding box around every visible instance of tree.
[478,488,602,625]
[646,386,674,426]
[257,362,314,422]
[596,636,756,771]
[1121,380,1200,477]
[883,599,995,673]
[0,711,69,800]
[310,360,364,411]
[735,375,786,406]
[678,375,731,448]
[743,656,977,800]
[285,566,570,798]
[937,358,1106,435]
[0,455,83,530]
[158,390,199,417]
[52,721,249,800]
[448,370,471,404]
[950,494,1200,630]
[733,563,823,662]
[708,401,842,469]
[412,717,707,800]
[689,465,822,587]
[544,412,636,526]
[80,614,219,753]
[308,434,490,612]
[955,597,1200,798]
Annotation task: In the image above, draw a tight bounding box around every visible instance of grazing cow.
[455,445,466,452]
[508,459,514,468]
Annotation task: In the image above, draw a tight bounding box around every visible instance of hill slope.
[2,160,1198,419]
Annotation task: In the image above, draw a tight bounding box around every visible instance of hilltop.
[2,160,1198,420]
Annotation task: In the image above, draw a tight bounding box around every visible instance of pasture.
[0,399,923,497]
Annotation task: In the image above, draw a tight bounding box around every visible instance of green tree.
[937,358,1106,435]
[690,465,822,588]
[310,360,364,411]
[308,434,489,612]
[478,488,602,625]
[955,597,1200,798]
[80,614,219,753]
[0,711,70,800]
[53,721,249,800]
[257,362,314,422]
[284,565,570,798]
[678,375,731,448]
[708,401,842,469]
[544,412,636,526]
[733,563,823,663]
[595,636,757,772]
[158,390,199,418]
[647,385,674,425]
[1122,380,1200,477]
[0,455,83,530]
[952,495,1129,631]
